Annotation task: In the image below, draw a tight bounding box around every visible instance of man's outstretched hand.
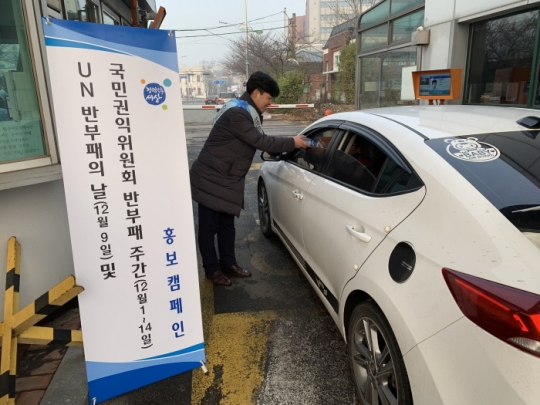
[294,135,309,149]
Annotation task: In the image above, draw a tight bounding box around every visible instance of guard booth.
[355,0,540,110]
[0,0,160,317]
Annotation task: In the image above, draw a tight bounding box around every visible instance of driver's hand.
[294,135,309,149]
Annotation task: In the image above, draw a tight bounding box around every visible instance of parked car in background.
[258,105,540,405]
[218,92,237,104]
[205,95,219,105]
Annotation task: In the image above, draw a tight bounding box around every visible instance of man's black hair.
[432,80,437,84]
[246,71,280,98]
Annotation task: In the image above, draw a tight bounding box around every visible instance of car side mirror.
[260,151,281,161]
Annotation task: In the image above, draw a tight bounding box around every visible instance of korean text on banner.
[42,19,205,404]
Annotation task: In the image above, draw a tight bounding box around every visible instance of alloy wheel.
[351,316,399,405]
[258,182,272,237]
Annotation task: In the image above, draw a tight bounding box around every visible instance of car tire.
[257,180,274,238]
[347,302,413,405]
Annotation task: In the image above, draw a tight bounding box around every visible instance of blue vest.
[213,99,263,134]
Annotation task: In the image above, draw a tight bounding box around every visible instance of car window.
[286,128,338,171]
[324,132,421,194]
[375,159,423,193]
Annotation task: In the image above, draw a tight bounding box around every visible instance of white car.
[257,106,540,405]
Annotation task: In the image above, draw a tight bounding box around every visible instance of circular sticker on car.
[444,137,500,162]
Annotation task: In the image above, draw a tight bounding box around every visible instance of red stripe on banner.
[295,104,309,108]
[201,105,217,109]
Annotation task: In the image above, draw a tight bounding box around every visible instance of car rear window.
[426,131,540,233]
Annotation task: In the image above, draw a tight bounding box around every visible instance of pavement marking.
[193,278,278,404]
[191,296,277,404]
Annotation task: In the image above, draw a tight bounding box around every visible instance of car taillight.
[443,268,540,357]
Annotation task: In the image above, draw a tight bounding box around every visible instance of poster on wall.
[42,19,205,403]
[419,73,451,96]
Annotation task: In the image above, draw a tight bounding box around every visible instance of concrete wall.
[0,180,74,315]
[419,20,468,105]
[426,0,540,26]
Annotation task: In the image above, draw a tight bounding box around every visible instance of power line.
[250,19,284,25]
[203,28,236,44]
[175,25,287,39]
[170,11,284,32]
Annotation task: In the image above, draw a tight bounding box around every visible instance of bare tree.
[220,30,319,79]
[220,32,284,78]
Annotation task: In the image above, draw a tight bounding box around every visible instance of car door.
[301,125,426,313]
[268,125,342,260]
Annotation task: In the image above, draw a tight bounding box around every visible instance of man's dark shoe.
[206,270,232,286]
[222,263,251,277]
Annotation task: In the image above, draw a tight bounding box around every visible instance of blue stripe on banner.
[44,18,176,53]
[138,342,205,361]
[86,348,205,380]
[88,361,200,403]
[44,37,127,55]
[42,18,179,72]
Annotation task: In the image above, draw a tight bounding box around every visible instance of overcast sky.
[155,0,307,68]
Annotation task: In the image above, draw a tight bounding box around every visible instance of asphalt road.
[102,109,357,405]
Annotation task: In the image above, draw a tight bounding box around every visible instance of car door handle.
[292,190,304,200]
[346,225,372,243]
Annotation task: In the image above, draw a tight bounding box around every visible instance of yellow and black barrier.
[0,237,84,404]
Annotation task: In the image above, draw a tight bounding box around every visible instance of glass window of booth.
[359,46,417,109]
[359,0,388,30]
[361,24,388,51]
[102,5,121,25]
[466,10,537,106]
[359,0,424,51]
[391,9,424,43]
[0,0,47,164]
[390,0,424,17]
[66,0,100,23]
[357,2,424,110]
[47,0,62,12]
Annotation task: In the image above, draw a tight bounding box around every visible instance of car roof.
[323,105,540,140]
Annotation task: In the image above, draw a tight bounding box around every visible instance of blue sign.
[180,75,188,79]
[143,83,166,105]
[213,80,227,85]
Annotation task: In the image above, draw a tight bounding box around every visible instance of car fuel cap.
[388,242,416,283]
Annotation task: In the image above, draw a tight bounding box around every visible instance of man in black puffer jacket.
[190,72,309,286]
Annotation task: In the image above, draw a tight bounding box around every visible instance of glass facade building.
[1,0,47,164]
[356,0,424,109]
[356,0,540,111]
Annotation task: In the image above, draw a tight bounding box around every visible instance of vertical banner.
[42,19,205,403]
